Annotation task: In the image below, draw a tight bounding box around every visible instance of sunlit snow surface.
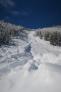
[0,31,61,92]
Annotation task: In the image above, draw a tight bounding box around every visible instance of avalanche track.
[0,31,61,92]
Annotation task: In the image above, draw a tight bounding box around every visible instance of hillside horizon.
[0,20,61,29]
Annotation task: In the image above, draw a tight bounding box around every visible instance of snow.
[0,30,61,92]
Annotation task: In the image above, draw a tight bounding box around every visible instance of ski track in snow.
[0,31,61,92]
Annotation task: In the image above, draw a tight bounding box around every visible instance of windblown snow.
[0,30,61,92]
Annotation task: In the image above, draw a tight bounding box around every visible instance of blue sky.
[0,0,61,28]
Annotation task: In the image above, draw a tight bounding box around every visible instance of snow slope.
[0,30,61,92]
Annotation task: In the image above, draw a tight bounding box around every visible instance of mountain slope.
[0,28,61,92]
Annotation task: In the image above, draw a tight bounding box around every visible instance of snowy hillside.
[35,26,61,46]
[0,24,61,92]
[0,20,24,30]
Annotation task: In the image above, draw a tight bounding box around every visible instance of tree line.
[36,30,61,46]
